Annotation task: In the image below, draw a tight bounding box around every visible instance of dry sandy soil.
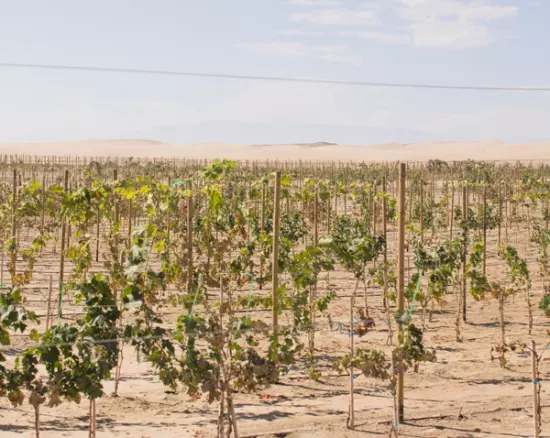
[1,210,549,438]
[1,139,550,162]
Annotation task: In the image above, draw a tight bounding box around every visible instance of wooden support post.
[272,171,282,345]
[482,184,487,276]
[113,169,119,223]
[450,179,455,238]
[187,181,194,294]
[382,176,388,309]
[46,274,53,330]
[348,296,355,429]
[127,198,133,247]
[497,184,502,249]
[11,169,17,284]
[314,191,319,249]
[531,340,540,438]
[397,162,406,423]
[58,170,69,317]
[95,206,100,262]
[462,186,468,322]
[40,174,46,233]
[419,177,424,245]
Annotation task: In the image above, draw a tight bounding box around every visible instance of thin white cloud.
[312,45,363,64]
[291,9,379,25]
[237,42,362,64]
[360,30,410,43]
[276,29,326,36]
[280,1,518,48]
[318,53,363,65]
[395,0,519,48]
[410,19,493,48]
[396,0,518,21]
[236,42,309,57]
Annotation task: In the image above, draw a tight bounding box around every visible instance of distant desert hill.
[1,139,550,162]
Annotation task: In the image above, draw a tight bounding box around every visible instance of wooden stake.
[497,184,502,249]
[348,296,355,429]
[95,206,100,262]
[314,191,319,250]
[259,181,266,287]
[261,181,266,232]
[127,198,133,247]
[482,184,487,276]
[382,176,388,310]
[187,181,194,294]
[419,177,424,245]
[11,169,17,284]
[46,274,53,331]
[113,169,119,223]
[272,171,282,345]
[504,183,509,244]
[449,179,455,238]
[40,174,45,233]
[531,340,540,438]
[397,163,406,423]
[34,404,40,438]
[58,170,69,313]
[462,186,468,322]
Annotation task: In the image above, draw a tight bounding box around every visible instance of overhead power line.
[1,62,549,92]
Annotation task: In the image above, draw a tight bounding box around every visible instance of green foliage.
[200,159,236,181]
[396,322,437,369]
[467,242,492,301]
[27,275,121,407]
[0,286,38,405]
[539,295,550,317]
[499,245,531,292]
[333,348,390,380]
[413,237,463,305]
[328,216,385,279]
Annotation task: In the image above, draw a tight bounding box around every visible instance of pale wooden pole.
[397,162,406,423]
[272,171,282,343]
[58,170,69,314]
[531,340,540,438]
[382,176,388,310]
[11,169,17,284]
[482,183,487,276]
[497,184,502,249]
[462,186,468,322]
[259,181,266,288]
[95,205,101,262]
[113,169,119,223]
[127,198,133,247]
[45,274,53,331]
[187,181,194,294]
[314,191,319,250]
[450,175,455,238]
[348,296,355,429]
[40,174,46,233]
[419,175,424,245]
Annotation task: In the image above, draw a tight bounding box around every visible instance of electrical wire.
[1,62,550,92]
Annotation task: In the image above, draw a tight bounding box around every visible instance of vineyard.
[1,155,550,437]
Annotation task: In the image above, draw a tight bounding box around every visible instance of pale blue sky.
[1,0,549,144]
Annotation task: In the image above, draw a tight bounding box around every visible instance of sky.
[0,0,549,145]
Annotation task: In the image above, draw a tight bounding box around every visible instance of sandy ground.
[1,139,550,162]
[1,203,550,438]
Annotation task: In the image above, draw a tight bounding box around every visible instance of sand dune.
[1,139,549,162]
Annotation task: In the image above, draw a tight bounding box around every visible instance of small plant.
[499,245,532,334]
